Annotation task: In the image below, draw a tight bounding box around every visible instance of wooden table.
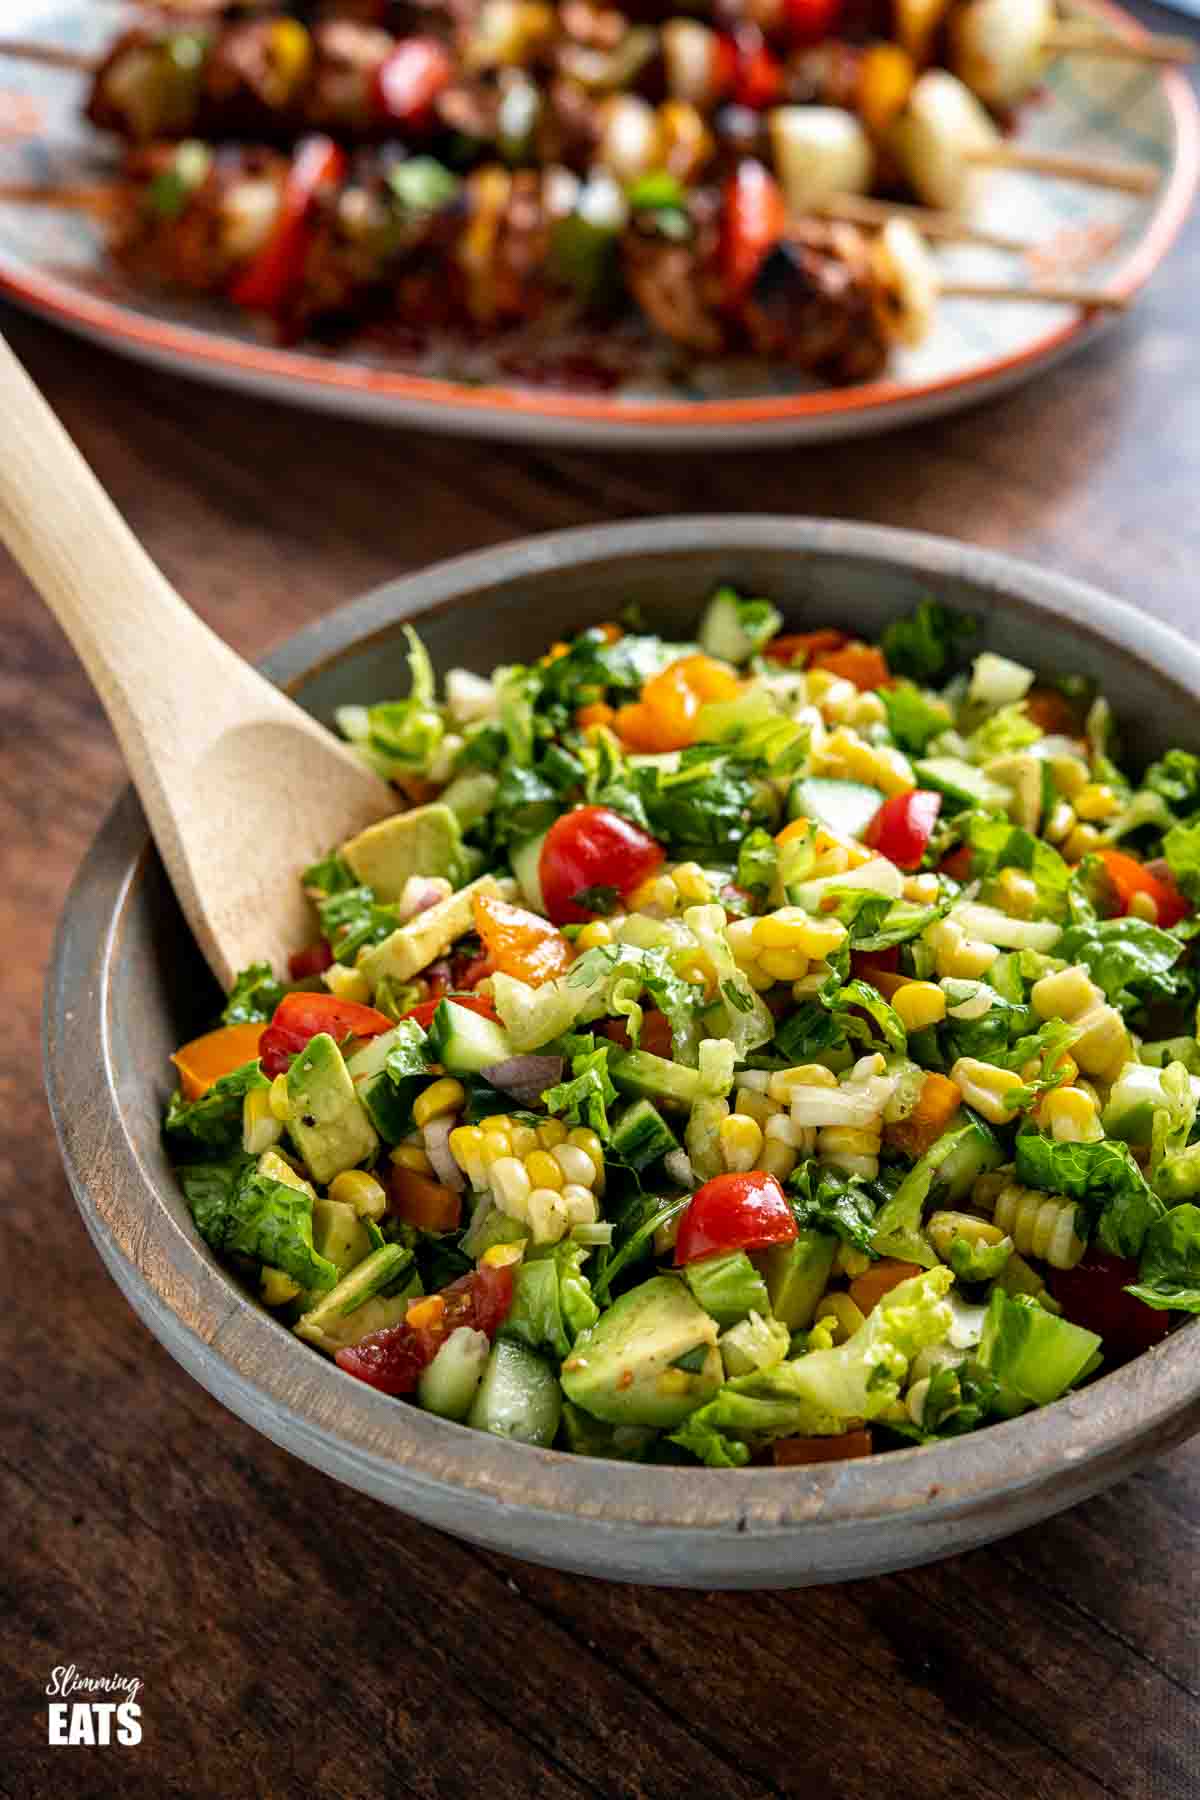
[5,94,1200,1791]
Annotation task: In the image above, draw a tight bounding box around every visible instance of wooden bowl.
[45,518,1200,1588]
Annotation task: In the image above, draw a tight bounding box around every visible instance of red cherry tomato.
[721,159,788,305]
[675,1172,797,1266]
[1049,1254,1171,1362]
[711,31,740,98]
[401,991,501,1032]
[732,31,784,108]
[599,1010,674,1058]
[538,805,666,926]
[258,990,393,1077]
[783,0,844,45]
[851,946,899,980]
[864,789,943,872]
[229,134,346,315]
[288,940,334,981]
[336,1264,514,1395]
[939,844,974,882]
[1098,849,1190,930]
[373,36,455,130]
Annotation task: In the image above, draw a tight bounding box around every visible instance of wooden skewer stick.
[814,193,1033,251]
[967,144,1160,194]
[0,39,98,74]
[1043,22,1196,63]
[940,280,1129,309]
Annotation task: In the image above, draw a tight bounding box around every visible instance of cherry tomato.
[783,0,844,44]
[1098,849,1190,930]
[675,1171,797,1266]
[336,1265,514,1394]
[732,31,784,108]
[764,629,848,665]
[258,990,393,1077]
[599,1011,674,1058]
[721,159,787,305]
[1049,1254,1171,1362]
[473,890,573,986]
[1025,686,1086,738]
[288,940,333,981]
[864,789,942,871]
[538,805,666,926]
[711,31,740,98]
[229,134,346,314]
[939,844,974,882]
[851,946,899,981]
[401,992,500,1032]
[373,36,455,130]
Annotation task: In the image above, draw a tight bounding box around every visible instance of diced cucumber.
[346,1020,431,1143]
[788,855,904,912]
[439,771,499,832]
[1103,1061,1200,1145]
[951,902,1061,954]
[417,1326,491,1420]
[761,1231,838,1331]
[788,776,884,841]
[978,1288,1100,1408]
[510,832,548,912]
[467,1339,562,1446]
[427,999,514,1074]
[697,588,783,664]
[610,1049,703,1114]
[935,1113,1003,1202]
[915,756,1011,813]
[610,1097,679,1171]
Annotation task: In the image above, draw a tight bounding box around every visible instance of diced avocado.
[340,802,464,901]
[467,1339,562,1446]
[358,874,514,989]
[610,1049,703,1114]
[427,998,514,1074]
[1103,1062,1200,1145]
[417,1325,491,1420]
[683,1248,770,1328]
[294,1242,415,1353]
[788,776,884,841]
[985,752,1042,833]
[286,1032,379,1185]
[258,1147,315,1199]
[439,771,499,832]
[977,1288,1100,1407]
[761,1230,838,1331]
[697,588,782,664]
[561,1275,721,1428]
[610,1097,679,1171]
[510,832,548,912]
[312,1197,372,1278]
[914,756,1011,814]
[560,1401,658,1461]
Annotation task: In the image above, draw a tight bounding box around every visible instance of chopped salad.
[165,593,1200,1468]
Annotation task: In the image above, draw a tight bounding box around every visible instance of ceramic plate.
[1,0,1196,446]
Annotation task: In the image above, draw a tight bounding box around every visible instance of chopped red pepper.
[864,789,942,871]
[1049,1254,1171,1362]
[600,1010,674,1059]
[732,31,784,108]
[335,1264,514,1395]
[721,159,788,306]
[939,844,974,882]
[258,990,392,1077]
[1098,849,1190,930]
[764,628,848,666]
[288,940,334,981]
[675,1171,797,1266]
[229,134,346,315]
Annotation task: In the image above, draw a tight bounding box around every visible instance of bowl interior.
[51,521,1200,1587]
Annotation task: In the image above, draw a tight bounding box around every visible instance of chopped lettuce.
[880,600,976,683]
[590,1191,692,1306]
[542,1035,619,1139]
[301,852,358,898]
[830,889,951,953]
[492,941,705,1057]
[220,963,284,1026]
[1145,749,1200,816]
[788,1160,878,1251]
[502,1242,600,1359]
[337,627,444,778]
[683,904,775,1059]
[871,1122,988,1264]
[966,704,1041,762]
[318,884,399,964]
[978,1289,1100,1406]
[1163,817,1200,904]
[165,1060,268,1151]
[1013,1133,1165,1259]
[881,681,951,755]
[736,828,779,903]
[1126,1204,1200,1312]
[180,1152,338,1293]
[683,1249,770,1328]
[1057,917,1187,1011]
[637,749,776,858]
[961,815,1072,919]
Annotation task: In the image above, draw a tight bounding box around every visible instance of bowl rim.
[44,516,1200,1542]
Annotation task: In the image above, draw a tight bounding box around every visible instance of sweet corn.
[550,1143,594,1188]
[449,1124,487,1187]
[820,727,915,797]
[903,873,941,905]
[561,1183,598,1225]
[994,868,1039,919]
[892,980,947,1032]
[1049,754,1088,798]
[851,691,888,727]
[330,1168,388,1219]
[525,1149,565,1191]
[769,1063,839,1103]
[757,908,849,959]
[1040,1084,1102,1143]
[736,1069,772,1093]
[815,1291,866,1344]
[391,1144,434,1175]
[537,1119,568,1149]
[261,1267,302,1306]
[269,1073,292,1122]
[1128,890,1159,924]
[759,1140,798,1182]
[1032,965,1095,1021]
[1031,965,1129,1078]
[526,1187,569,1244]
[755,946,808,983]
[482,1240,525,1268]
[576,920,614,949]
[672,861,713,903]
[818,1123,880,1180]
[719,1113,764,1173]
[323,962,371,1004]
[567,1127,606,1192]
[950,1057,1024,1124]
[510,1123,539,1160]
[1044,799,1077,844]
[927,917,999,980]
[413,1078,466,1128]
[628,873,679,914]
[1064,822,1103,861]
[992,1182,1084,1269]
[481,1112,514,1134]
[765,1113,813,1152]
[481,1130,514,1167]
[734,1085,778,1127]
[489,1155,533,1214]
[1074,782,1121,822]
[927,1210,1006,1261]
[243,1086,283,1155]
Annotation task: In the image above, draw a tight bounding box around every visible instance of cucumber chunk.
[788,776,884,840]
[428,999,514,1074]
[418,1326,491,1420]
[510,832,548,912]
[468,1339,562,1446]
[610,1097,680,1170]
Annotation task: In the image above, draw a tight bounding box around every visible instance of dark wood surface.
[5,93,1200,1791]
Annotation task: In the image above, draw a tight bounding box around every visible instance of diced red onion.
[481,1055,564,1107]
[421,1115,464,1192]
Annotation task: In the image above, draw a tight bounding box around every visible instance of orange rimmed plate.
[0,0,1195,446]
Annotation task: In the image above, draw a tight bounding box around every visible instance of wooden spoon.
[0,335,393,989]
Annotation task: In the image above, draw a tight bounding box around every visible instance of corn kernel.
[903,873,941,905]
[672,861,712,903]
[537,1119,568,1149]
[243,1086,283,1155]
[769,1063,839,1103]
[490,1156,532,1214]
[1044,799,1077,844]
[480,1112,513,1134]
[994,868,1039,919]
[891,981,947,1032]
[1075,782,1120,822]
[719,1113,764,1173]
[407,1295,445,1331]
[757,946,810,983]
[260,1266,302,1307]
[509,1124,538,1160]
[269,1073,292,1122]
[851,692,888,726]
[759,1140,798,1182]
[560,1183,598,1225]
[726,918,760,965]
[927,1210,1006,1260]
[1049,755,1088,798]
[330,1169,388,1219]
[1064,822,1103,861]
[744,964,776,992]
[482,1240,525,1268]
[734,1086,777,1127]
[1040,1085,1101,1144]
[950,1057,1024,1124]
[928,916,999,980]
[567,1128,605,1191]
[1031,964,1098,1021]
[391,1144,433,1175]
[755,908,848,958]
[525,1149,565,1191]
[481,1130,513,1167]
[323,962,371,1004]
[448,1125,486,1185]
[576,920,614,950]
[1128,890,1159,924]
[552,1143,596,1188]
[526,1187,569,1244]
[413,1078,466,1128]
[815,1291,866,1344]
[992,1184,1084,1270]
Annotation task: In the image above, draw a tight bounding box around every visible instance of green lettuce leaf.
[637,749,776,859]
[337,627,444,777]
[1126,1204,1200,1311]
[165,1060,267,1151]
[962,815,1072,919]
[788,1160,878,1251]
[318,884,399,965]
[220,963,284,1026]
[1056,917,1186,1011]
[180,1152,338,1292]
[1013,1133,1165,1259]
[1163,817,1200,904]
[881,681,951,754]
[502,1241,600,1359]
[542,1035,619,1139]
[1145,749,1200,816]
[880,601,976,683]
[736,828,779,904]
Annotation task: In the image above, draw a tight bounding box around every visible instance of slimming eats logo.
[46,1666,143,1746]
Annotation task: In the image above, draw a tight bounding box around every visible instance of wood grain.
[4,39,1200,1782]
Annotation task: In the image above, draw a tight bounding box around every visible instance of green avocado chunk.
[312,1197,372,1279]
[561,1275,721,1428]
[761,1231,838,1331]
[294,1242,416,1354]
[286,1032,379,1185]
[357,874,514,989]
[340,803,464,901]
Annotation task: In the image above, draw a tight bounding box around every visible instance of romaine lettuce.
[1126,1204,1200,1312]
[180,1152,338,1293]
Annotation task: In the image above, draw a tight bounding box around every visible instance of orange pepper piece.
[1025,686,1086,738]
[595,622,623,643]
[765,628,848,666]
[811,643,892,690]
[473,890,573,986]
[576,701,616,730]
[884,1072,963,1161]
[849,1259,923,1316]
[614,654,740,753]
[171,1020,266,1101]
